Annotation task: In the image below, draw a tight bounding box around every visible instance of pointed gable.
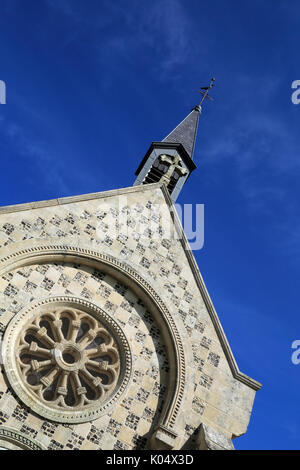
[0,182,260,450]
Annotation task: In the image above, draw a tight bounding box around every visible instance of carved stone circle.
[2,296,132,423]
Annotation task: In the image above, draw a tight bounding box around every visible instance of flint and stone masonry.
[0,183,261,450]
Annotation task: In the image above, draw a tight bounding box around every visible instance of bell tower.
[134,78,215,201]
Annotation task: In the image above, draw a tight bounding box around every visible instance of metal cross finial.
[197,77,215,106]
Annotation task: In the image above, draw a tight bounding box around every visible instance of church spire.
[133,79,215,202]
[162,77,215,160]
[162,107,200,160]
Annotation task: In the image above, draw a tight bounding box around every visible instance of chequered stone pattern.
[0,186,256,449]
[0,261,169,449]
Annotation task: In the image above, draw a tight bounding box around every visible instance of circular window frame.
[2,296,132,424]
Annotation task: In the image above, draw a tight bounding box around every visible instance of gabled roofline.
[0,182,261,391]
[0,184,160,215]
[159,183,262,391]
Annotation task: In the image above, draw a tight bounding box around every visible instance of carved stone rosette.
[2,297,132,424]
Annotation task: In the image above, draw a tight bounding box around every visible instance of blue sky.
[0,0,300,450]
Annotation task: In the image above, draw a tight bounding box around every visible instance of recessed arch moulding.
[0,242,188,449]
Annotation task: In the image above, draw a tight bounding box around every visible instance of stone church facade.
[0,97,261,450]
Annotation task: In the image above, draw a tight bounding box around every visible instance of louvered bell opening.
[142,157,181,195]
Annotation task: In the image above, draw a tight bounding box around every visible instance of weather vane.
[197,77,215,106]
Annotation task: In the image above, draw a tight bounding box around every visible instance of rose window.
[16,307,120,410]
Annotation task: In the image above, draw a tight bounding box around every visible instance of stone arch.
[0,426,45,450]
[0,243,186,445]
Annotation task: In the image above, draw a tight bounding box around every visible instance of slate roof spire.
[133,79,215,202]
[162,77,215,159]
[162,106,201,160]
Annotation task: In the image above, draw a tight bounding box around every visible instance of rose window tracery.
[16,307,120,410]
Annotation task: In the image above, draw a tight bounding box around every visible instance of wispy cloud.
[0,114,72,198]
[44,0,193,79]
[199,71,300,258]
[202,113,298,206]
[45,0,87,24]
[134,0,192,75]
[281,422,300,441]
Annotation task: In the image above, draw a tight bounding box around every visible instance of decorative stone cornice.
[0,183,163,215]
[150,425,178,450]
[0,426,46,450]
[196,423,234,450]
